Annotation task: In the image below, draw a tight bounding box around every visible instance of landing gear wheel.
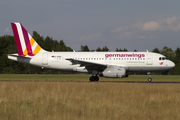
[89,76,99,82]
[94,76,99,81]
[147,72,152,82]
[89,76,94,81]
[148,78,152,82]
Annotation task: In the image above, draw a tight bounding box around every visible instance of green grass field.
[0,74,180,120]
[0,74,179,82]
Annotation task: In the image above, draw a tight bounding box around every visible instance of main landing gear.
[89,70,99,82]
[89,75,99,81]
[147,72,152,82]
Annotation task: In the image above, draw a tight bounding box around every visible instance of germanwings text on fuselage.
[105,53,145,58]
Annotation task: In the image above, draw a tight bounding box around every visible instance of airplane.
[8,22,175,82]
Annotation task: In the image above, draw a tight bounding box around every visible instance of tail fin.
[11,22,45,56]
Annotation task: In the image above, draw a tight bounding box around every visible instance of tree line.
[0,31,180,74]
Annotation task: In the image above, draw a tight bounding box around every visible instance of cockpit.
[159,57,168,60]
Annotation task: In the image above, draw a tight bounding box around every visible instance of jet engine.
[100,67,127,78]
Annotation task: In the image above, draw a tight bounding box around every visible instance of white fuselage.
[8,51,175,73]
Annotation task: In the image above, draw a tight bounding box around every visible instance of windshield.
[159,57,168,60]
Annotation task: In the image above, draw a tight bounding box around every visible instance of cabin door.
[147,54,153,65]
[42,54,48,65]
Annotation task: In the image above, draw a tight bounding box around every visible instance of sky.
[1,0,180,51]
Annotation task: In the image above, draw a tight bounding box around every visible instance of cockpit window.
[159,57,168,60]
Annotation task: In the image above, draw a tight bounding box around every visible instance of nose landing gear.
[147,72,152,82]
[148,78,152,82]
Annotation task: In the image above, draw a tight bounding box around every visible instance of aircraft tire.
[148,78,152,82]
[89,76,94,81]
[94,76,99,81]
[89,76,99,82]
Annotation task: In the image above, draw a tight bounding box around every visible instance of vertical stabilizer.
[11,23,46,56]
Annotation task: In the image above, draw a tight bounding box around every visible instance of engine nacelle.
[73,67,88,73]
[101,67,127,78]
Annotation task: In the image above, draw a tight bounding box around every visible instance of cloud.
[142,21,159,31]
[4,27,10,33]
[166,16,176,24]
[80,33,102,41]
[111,27,123,33]
[111,16,180,39]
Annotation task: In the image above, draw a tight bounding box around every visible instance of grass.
[0,74,180,120]
[0,74,180,82]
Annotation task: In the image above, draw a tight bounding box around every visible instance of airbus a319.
[8,23,175,82]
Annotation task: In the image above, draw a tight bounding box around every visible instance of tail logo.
[11,23,41,56]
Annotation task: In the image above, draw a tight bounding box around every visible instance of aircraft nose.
[170,61,175,68]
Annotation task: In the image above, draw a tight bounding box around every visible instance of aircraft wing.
[66,58,107,71]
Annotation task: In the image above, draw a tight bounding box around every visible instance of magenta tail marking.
[21,24,34,56]
[11,23,25,56]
